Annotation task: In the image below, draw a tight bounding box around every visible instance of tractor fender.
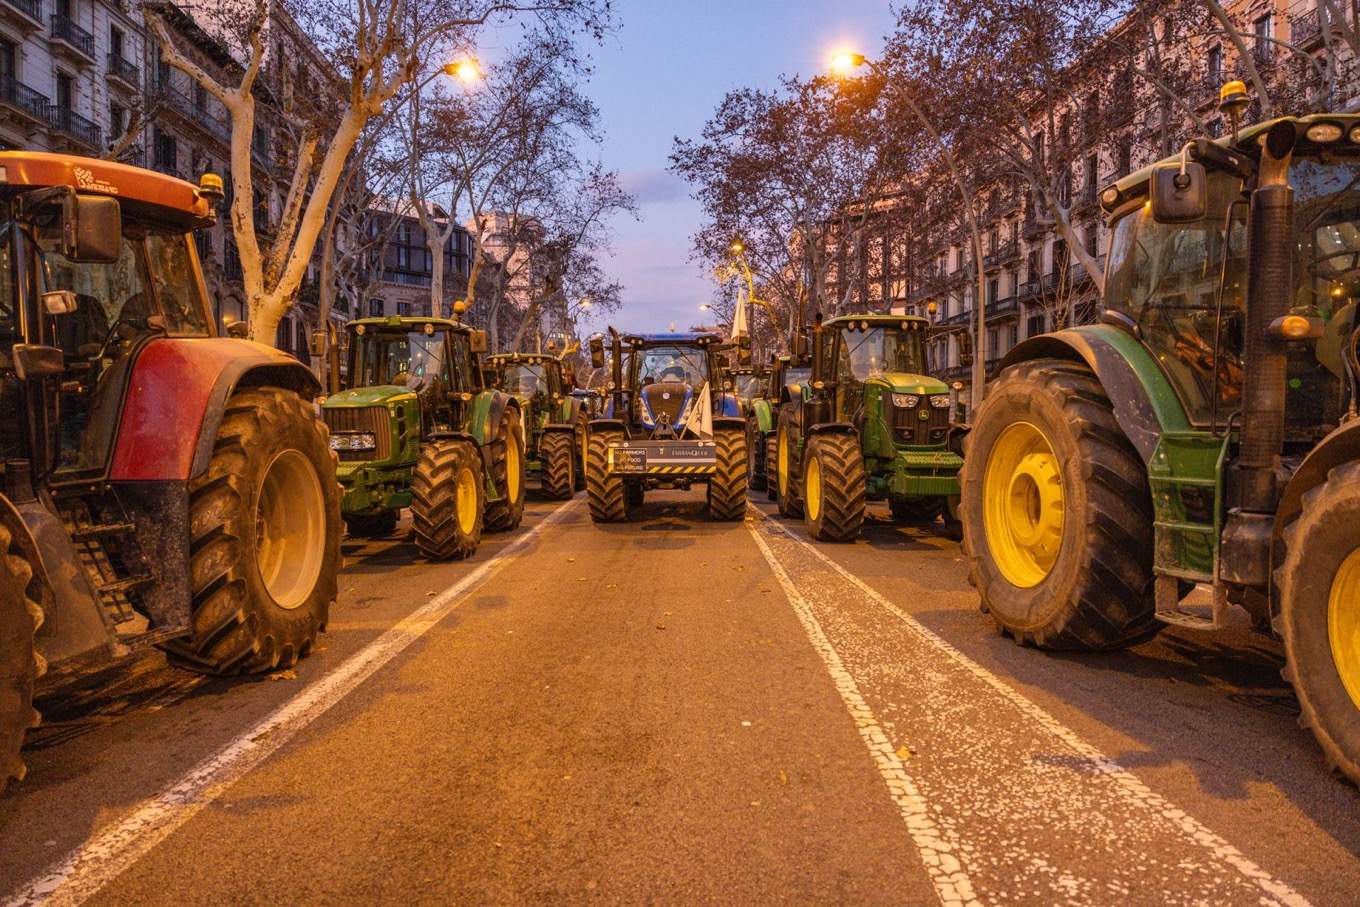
[470,391,520,448]
[1275,419,1360,554]
[109,337,319,482]
[713,415,745,434]
[542,423,575,437]
[750,398,774,434]
[1001,324,1191,463]
[717,393,742,418]
[807,421,858,438]
[587,418,626,433]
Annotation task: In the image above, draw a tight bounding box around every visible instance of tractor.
[960,97,1360,784]
[0,152,341,793]
[583,330,748,521]
[774,314,965,542]
[746,354,811,496]
[486,352,587,500]
[321,315,525,560]
[729,362,767,413]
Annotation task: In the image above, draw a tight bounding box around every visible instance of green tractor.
[322,316,525,560]
[746,355,810,496]
[486,352,587,500]
[960,105,1360,783]
[774,314,965,542]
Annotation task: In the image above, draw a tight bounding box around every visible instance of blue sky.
[575,0,902,334]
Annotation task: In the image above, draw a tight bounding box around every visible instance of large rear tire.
[803,432,865,542]
[775,413,803,518]
[746,419,766,491]
[0,520,43,794]
[708,426,748,521]
[411,439,484,561]
[959,359,1159,650]
[484,407,526,532]
[573,412,589,491]
[540,430,575,500]
[586,429,630,523]
[1276,461,1360,784]
[764,434,779,502]
[165,388,340,675]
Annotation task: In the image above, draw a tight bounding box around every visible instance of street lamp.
[442,58,482,83]
[829,49,988,412]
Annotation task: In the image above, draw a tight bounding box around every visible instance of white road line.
[752,508,1310,907]
[746,520,982,907]
[6,501,580,907]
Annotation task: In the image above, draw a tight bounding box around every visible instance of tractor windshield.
[353,330,448,394]
[500,362,549,397]
[733,373,762,400]
[637,344,707,386]
[838,327,926,382]
[785,367,811,398]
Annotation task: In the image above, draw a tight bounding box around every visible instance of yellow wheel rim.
[506,431,521,502]
[778,426,790,497]
[255,449,325,610]
[805,452,822,521]
[982,421,1065,588]
[1329,548,1360,710]
[456,465,478,536]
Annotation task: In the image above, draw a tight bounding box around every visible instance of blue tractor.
[583,330,748,521]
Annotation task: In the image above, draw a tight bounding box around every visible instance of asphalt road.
[1,486,1357,905]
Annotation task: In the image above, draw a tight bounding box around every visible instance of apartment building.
[361,199,475,319]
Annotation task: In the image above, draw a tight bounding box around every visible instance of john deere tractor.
[0,152,341,793]
[322,316,525,559]
[774,314,965,542]
[583,330,748,521]
[486,352,586,500]
[960,98,1360,783]
[747,355,810,495]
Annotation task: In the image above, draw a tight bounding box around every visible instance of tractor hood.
[323,385,418,408]
[867,373,949,395]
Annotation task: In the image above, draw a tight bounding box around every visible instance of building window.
[154,129,177,172]
[110,26,125,60]
[1254,14,1273,61]
[397,244,410,269]
[397,301,411,316]
[987,277,998,306]
[110,102,126,138]
[1207,45,1222,81]
[368,299,383,317]
[1117,140,1132,176]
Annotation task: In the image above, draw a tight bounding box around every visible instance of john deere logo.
[73,167,118,195]
[661,392,671,400]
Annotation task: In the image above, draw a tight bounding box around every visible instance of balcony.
[153,81,231,146]
[107,52,139,91]
[983,240,1018,270]
[1105,101,1133,129]
[1291,9,1325,49]
[48,105,101,149]
[0,0,42,30]
[987,295,1019,320]
[386,269,432,288]
[0,74,51,129]
[49,14,94,63]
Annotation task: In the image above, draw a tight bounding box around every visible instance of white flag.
[732,287,750,341]
[688,381,713,440]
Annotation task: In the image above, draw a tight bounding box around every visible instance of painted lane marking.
[753,509,1310,906]
[746,519,981,907]
[6,501,580,907]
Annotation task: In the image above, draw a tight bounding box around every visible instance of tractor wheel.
[941,495,963,541]
[775,415,803,518]
[586,429,629,523]
[573,414,589,491]
[764,434,779,502]
[411,439,484,561]
[344,510,398,538]
[0,520,44,794]
[484,407,527,532]
[540,431,575,500]
[708,426,749,521]
[165,388,340,675]
[889,497,941,523]
[746,421,766,491]
[1276,460,1360,785]
[959,359,1158,650]
[802,432,865,542]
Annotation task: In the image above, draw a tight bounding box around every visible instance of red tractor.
[0,152,341,792]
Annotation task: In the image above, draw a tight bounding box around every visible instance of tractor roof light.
[1307,122,1344,143]
[1100,186,1121,207]
[1270,313,1323,340]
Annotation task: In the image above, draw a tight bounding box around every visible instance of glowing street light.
[829,50,867,77]
[442,58,482,83]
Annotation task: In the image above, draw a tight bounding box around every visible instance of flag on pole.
[732,286,750,342]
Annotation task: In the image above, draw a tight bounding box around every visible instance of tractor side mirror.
[469,330,488,353]
[10,344,65,381]
[589,334,605,369]
[41,290,78,316]
[224,318,250,339]
[1150,162,1207,223]
[65,195,122,263]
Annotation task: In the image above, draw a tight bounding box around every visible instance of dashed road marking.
[5,501,579,907]
[748,508,1310,906]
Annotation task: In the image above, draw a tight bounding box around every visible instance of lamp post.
[723,240,784,354]
[830,50,988,412]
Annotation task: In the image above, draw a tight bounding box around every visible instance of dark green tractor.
[961,101,1360,784]
[486,352,587,500]
[322,316,526,560]
[774,314,965,542]
[746,356,810,497]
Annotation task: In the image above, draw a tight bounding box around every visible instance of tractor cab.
[728,363,766,410]
[617,332,742,439]
[487,353,566,416]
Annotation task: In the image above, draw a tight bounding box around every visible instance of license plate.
[610,447,647,473]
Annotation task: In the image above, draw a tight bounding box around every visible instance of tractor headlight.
[892,393,920,408]
[928,395,951,408]
[330,432,377,451]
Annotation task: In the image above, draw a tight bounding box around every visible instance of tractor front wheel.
[0,519,44,794]
[411,439,484,560]
[166,388,340,675]
[775,415,803,519]
[803,432,865,542]
[586,429,630,523]
[484,407,526,532]
[959,359,1158,649]
[540,431,575,500]
[746,421,766,491]
[708,426,748,521]
[1276,460,1360,784]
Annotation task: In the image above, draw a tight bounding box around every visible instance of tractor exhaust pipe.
[608,327,625,417]
[1221,121,1295,587]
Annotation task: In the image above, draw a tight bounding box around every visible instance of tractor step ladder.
[1154,575,1230,630]
[1148,431,1232,629]
[69,521,136,541]
[57,492,152,628]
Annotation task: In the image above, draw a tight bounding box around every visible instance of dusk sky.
[573,1,902,335]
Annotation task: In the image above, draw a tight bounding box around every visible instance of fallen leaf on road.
[741,720,752,727]
[778,770,788,785]
[750,800,760,807]
[567,557,576,562]
[895,746,915,760]
[426,591,436,597]
[269,670,297,682]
